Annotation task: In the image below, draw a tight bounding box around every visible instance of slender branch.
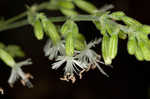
[4,12,27,25]
[2,1,53,25]
[0,15,99,32]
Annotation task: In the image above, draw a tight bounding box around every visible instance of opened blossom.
[8,58,33,88]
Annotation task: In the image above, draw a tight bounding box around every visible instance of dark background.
[0,0,150,99]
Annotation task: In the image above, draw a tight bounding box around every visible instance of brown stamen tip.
[91,65,96,70]
[0,88,4,94]
[79,69,86,79]
[86,65,91,72]
[21,80,26,86]
[25,73,34,79]
[69,75,76,84]
[60,75,69,82]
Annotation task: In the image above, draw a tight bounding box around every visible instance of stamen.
[0,88,4,94]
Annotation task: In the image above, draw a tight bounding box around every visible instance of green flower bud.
[122,16,141,26]
[59,1,75,9]
[61,20,79,37]
[138,40,150,61]
[0,49,16,67]
[137,32,149,42]
[141,25,150,34]
[110,11,125,20]
[33,19,44,40]
[106,20,120,36]
[102,34,112,65]
[41,17,60,45]
[127,34,137,55]
[74,0,97,14]
[108,34,118,59]
[135,43,144,61]
[65,33,74,56]
[60,8,78,16]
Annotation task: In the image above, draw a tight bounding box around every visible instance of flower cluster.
[44,37,108,83]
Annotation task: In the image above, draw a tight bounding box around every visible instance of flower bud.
[127,34,137,55]
[0,49,16,67]
[33,19,44,40]
[110,11,125,20]
[108,34,118,59]
[74,0,97,14]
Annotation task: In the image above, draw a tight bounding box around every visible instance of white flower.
[52,56,87,83]
[76,38,109,77]
[8,58,33,88]
[43,39,65,60]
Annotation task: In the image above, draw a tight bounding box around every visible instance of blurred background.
[0,0,150,99]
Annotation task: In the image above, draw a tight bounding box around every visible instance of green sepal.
[102,34,112,65]
[108,34,118,59]
[127,34,137,55]
[61,20,79,37]
[0,48,16,67]
[106,20,120,36]
[41,16,61,45]
[65,33,74,56]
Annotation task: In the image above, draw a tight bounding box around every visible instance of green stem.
[0,15,99,32]
[4,12,27,25]
[2,1,52,25]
